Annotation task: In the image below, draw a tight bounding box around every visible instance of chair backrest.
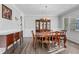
[56,31,61,38]
[42,32,49,40]
[52,32,56,36]
[42,31,48,37]
[61,30,67,35]
[52,31,61,40]
[32,30,35,40]
[55,31,61,35]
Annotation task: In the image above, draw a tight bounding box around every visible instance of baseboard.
[68,39,79,45]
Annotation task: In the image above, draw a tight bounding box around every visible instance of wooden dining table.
[35,31,67,48]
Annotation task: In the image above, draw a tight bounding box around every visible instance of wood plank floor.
[5,37,79,54]
[21,37,65,54]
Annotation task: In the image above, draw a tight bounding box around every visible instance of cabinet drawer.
[15,32,20,41]
[6,34,14,47]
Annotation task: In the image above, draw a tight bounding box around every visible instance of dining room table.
[35,30,67,48]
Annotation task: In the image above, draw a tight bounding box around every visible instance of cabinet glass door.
[36,22,39,30]
[44,22,46,30]
[47,22,50,30]
[40,22,43,29]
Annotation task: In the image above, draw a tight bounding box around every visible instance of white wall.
[58,6,79,44]
[0,4,24,33]
[24,15,59,37]
[0,4,25,48]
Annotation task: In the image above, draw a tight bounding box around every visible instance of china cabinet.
[35,18,51,32]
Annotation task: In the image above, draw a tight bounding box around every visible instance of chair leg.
[32,40,34,48]
[32,40,36,49]
[52,39,56,47]
[64,36,67,48]
[47,43,50,50]
[42,37,43,48]
[57,38,60,48]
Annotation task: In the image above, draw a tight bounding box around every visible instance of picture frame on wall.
[2,4,12,20]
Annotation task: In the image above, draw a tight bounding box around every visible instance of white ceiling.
[16,4,78,16]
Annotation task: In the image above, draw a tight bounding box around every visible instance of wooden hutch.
[35,18,51,32]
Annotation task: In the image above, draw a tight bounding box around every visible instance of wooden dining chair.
[52,32,56,47]
[52,31,61,48]
[31,30,36,48]
[42,32,50,49]
[60,30,67,48]
[56,31,61,48]
[32,31,42,48]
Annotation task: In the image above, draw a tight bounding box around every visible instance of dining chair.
[31,30,36,48]
[42,32,50,49]
[56,31,61,48]
[52,32,56,47]
[60,30,67,48]
[52,31,61,48]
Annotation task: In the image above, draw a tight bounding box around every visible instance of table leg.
[64,36,67,48]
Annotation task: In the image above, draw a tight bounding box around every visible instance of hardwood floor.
[58,40,79,54]
[5,37,79,54]
[21,37,64,54]
[21,37,79,54]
